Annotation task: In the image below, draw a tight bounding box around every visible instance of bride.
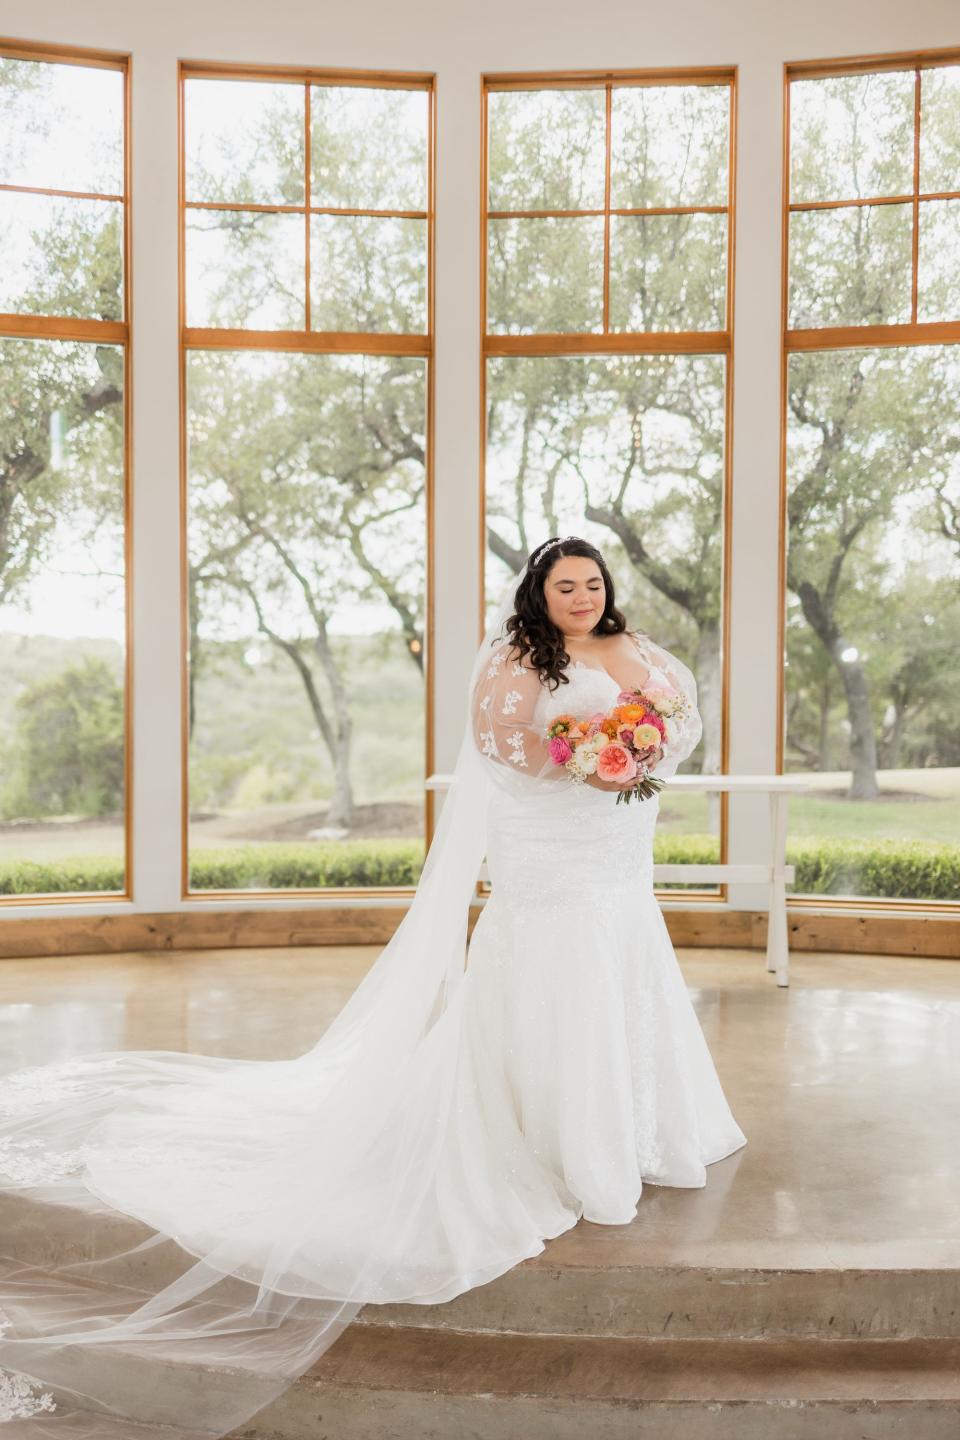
[0,535,746,1437]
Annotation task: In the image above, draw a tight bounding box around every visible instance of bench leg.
[767,792,790,987]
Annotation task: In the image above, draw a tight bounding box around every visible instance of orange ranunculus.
[633,722,662,750]
[548,714,578,736]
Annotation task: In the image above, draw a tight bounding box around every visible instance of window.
[483,70,735,892]
[783,53,960,905]
[0,43,129,901]
[181,66,434,895]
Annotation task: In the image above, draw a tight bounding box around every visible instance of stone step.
[3,1191,959,1344]
[245,1327,960,1440]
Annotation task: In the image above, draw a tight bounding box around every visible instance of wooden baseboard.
[0,904,956,960]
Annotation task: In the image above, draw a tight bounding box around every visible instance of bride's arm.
[471,640,569,782]
[471,640,639,792]
[630,632,703,778]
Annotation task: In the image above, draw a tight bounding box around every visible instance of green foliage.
[3,656,123,820]
[5,834,955,901]
[188,840,425,890]
[0,853,124,895]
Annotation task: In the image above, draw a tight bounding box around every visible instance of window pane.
[609,212,726,331]
[788,202,913,328]
[785,346,960,903]
[485,353,725,887]
[310,214,426,332]
[0,191,123,320]
[790,71,915,203]
[185,210,305,329]
[0,338,126,897]
[311,86,428,211]
[918,199,960,322]
[919,64,960,195]
[610,84,729,209]
[184,78,304,205]
[487,216,604,333]
[488,88,606,211]
[0,56,123,194]
[185,350,427,893]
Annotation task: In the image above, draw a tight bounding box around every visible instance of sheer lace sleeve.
[471,638,570,785]
[630,631,703,780]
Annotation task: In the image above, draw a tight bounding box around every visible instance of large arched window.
[180,64,435,897]
[0,42,130,903]
[482,68,735,896]
[782,50,960,906]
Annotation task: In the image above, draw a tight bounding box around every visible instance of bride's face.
[543,556,606,639]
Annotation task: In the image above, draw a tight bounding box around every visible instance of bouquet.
[545,684,690,804]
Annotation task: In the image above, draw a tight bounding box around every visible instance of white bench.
[426,772,810,988]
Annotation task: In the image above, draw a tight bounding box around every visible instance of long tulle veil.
[0,559,536,1438]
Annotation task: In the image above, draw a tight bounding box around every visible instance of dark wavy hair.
[501,536,629,693]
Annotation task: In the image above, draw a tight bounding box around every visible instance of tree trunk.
[818,674,831,770]
[836,654,879,799]
[312,625,354,828]
[695,623,721,835]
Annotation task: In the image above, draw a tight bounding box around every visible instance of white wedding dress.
[0,605,746,1437]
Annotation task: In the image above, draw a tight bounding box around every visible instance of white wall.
[0,0,955,918]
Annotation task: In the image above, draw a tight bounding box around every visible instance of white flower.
[572,749,598,775]
[506,731,528,766]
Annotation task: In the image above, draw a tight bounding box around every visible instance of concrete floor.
[1,943,959,1273]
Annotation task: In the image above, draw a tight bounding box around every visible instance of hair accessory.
[531,535,581,567]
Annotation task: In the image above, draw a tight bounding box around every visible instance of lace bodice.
[471,632,702,787]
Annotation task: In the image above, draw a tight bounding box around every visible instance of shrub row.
[1,834,958,900]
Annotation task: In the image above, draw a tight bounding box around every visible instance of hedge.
[1,833,958,900]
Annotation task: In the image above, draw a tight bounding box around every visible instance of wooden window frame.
[178,60,437,900]
[778,44,960,914]
[0,36,133,907]
[480,66,737,904]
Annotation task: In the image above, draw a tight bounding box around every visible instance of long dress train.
[0,631,746,1437]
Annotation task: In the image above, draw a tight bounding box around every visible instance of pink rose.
[641,710,666,737]
[549,735,573,765]
[595,742,637,783]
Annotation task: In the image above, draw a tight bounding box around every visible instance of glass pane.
[790,71,915,203]
[185,209,304,329]
[485,353,726,887]
[0,56,123,194]
[0,338,126,897]
[610,83,729,209]
[487,216,604,333]
[918,199,960,321]
[920,64,960,194]
[311,86,428,211]
[0,191,122,319]
[184,78,304,205]
[488,88,606,211]
[785,346,960,903]
[788,202,912,328]
[310,215,426,332]
[185,349,427,893]
[609,212,726,331]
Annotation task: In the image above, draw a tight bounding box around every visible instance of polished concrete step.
[244,1327,960,1440]
[4,1190,958,1343]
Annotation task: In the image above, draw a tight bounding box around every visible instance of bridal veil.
[0,544,702,1437]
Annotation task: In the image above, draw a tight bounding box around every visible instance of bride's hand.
[584,746,663,793]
